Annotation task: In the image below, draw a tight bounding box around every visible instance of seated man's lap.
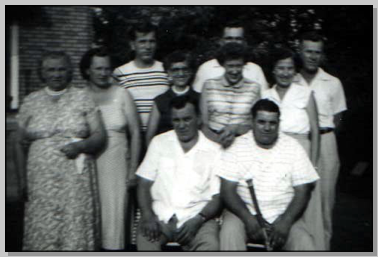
[220,210,315,251]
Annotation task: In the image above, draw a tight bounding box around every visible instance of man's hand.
[140,213,161,242]
[219,126,236,149]
[269,215,292,250]
[60,142,82,159]
[176,215,204,245]
[245,215,265,243]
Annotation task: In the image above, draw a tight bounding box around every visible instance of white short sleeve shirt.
[262,83,312,134]
[294,68,347,128]
[217,132,319,223]
[136,131,222,228]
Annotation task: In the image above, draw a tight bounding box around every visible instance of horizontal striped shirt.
[203,76,260,132]
[217,132,319,223]
[114,60,169,132]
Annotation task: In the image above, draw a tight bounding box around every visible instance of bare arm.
[145,102,161,148]
[177,194,222,245]
[14,124,28,200]
[200,87,221,143]
[137,177,161,242]
[269,182,315,249]
[305,93,320,165]
[220,178,263,242]
[334,112,344,133]
[123,90,141,177]
[61,110,106,159]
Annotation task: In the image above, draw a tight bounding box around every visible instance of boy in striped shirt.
[114,22,169,134]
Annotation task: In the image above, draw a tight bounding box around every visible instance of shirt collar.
[220,75,245,89]
[294,68,330,85]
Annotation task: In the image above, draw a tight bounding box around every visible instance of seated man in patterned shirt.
[218,99,320,251]
[136,95,222,251]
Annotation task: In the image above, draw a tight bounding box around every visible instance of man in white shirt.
[192,20,268,93]
[218,99,319,251]
[136,95,221,251]
[294,31,348,250]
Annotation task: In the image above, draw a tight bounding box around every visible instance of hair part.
[169,95,200,116]
[38,51,73,83]
[216,42,247,66]
[163,50,195,71]
[79,48,113,81]
[251,99,281,119]
[129,22,158,41]
[266,46,302,85]
[299,31,325,44]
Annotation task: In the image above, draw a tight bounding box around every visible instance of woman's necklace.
[44,87,68,102]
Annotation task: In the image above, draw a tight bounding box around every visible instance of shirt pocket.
[267,163,292,192]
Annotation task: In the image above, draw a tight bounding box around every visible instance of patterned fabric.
[136,131,221,228]
[217,132,319,224]
[293,68,347,128]
[95,87,130,250]
[154,88,200,135]
[192,58,268,93]
[262,83,312,134]
[17,86,100,251]
[113,60,169,132]
[203,76,260,132]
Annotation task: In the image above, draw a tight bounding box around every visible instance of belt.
[319,127,334,135]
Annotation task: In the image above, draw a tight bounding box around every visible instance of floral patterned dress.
[18,86,101,251]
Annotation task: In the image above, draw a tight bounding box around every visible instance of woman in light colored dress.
[15,51,106,251]
[262,46,325,250]
[80,48,141,251]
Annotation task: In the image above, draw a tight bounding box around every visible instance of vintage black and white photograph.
[5,5,374,253]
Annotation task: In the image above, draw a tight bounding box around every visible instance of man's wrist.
[197,212,207,223]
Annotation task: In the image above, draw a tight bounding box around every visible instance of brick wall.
[18,6,93,102]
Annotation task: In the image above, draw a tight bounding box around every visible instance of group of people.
[15,19,347,252]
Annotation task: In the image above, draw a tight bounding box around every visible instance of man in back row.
[192,20,268,93]
[294,31,347,250]
[114,22,169,134]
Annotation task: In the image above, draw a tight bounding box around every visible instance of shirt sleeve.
[290,141,320,187]
[136,136,161,181]
[16,94,34,128]
[330,78,347,114]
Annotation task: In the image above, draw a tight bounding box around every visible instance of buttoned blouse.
[262,83,312,134]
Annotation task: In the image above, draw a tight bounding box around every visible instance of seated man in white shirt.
[218,99,320,251]
[192,19,268,93]
[136,95,222,251]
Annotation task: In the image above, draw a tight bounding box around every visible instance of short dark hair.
[216,42,247,66]
[251,99,280,119]
[221,20,246,37]
[266,46,302,85]
[169,95,200,116]
[129,22,157,41]
[79,48,113,81]
[163,50,195,72]
[38,51,73,83]
[299,31,325,44]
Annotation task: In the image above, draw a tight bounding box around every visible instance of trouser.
[220,210,316,251]
[318,131,340,250]
[286,133,326,250]
[137,215,220,251]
